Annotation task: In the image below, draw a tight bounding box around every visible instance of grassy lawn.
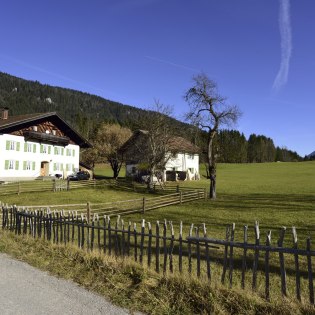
[120,161,315,241]
[2,161,315,240]
[1,161,315,313]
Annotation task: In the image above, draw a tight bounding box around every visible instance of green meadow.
[3,161,315,242]
[1,161,315,313]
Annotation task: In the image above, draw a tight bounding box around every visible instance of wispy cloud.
[145,55,199,72]
[0,54,113,95]
[273,0,292,91]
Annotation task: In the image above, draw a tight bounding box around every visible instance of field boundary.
[4,189,206,217]
[2,206,315,305]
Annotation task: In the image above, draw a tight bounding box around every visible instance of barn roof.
[119,129,200,155]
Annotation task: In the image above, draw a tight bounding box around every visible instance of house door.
[40,161,49,176]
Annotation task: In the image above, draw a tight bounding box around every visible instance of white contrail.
[273,0,292,91]
[145,55,199,72]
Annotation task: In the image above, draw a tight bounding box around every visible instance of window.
[5,160,19,170]
[40,144,47,154]
[24,161,31,170]
[54,163,63,171]
[188,154,194,159]
[66,149,71,156]
[9,160,14,170]
[54,146,64,155]
[27,143,32,153]
[66,163,73,171]
[6,140,20,151]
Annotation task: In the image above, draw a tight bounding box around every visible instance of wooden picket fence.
[2,205,315,305]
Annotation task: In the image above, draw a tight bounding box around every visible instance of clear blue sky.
[0,0,314,156]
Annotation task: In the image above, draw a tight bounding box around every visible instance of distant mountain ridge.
[308,151,315,157]
[0,71,191,139]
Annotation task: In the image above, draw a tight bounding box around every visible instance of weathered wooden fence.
[0,179,105,196]
[0,178,203,196]
[6,189,206,217]
[2,205,315,304]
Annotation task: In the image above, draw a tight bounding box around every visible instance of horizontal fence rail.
[3,189,205,218]
[0,179,108,196]
[0,178,205,197]
[2,206,315,305]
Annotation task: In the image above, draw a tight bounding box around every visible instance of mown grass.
[1,230,314,315]
[1,161,315,313]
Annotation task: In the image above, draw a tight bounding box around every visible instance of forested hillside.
[0,71,192,139]
[0,71,302,162]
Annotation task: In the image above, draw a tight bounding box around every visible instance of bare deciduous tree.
[120,101,176,190]
[185,73,241,199]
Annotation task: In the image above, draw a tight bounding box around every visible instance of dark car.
[67,171,90,181]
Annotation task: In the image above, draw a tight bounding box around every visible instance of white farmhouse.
[120,130,200,182]
[0,108,91,181]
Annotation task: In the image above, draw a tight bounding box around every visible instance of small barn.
[119,130,200,182]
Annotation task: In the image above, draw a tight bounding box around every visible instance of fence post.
[142,197,146,214]
[87,202,91,223]
[179,191,182,204]
[53,179,56,192]
[18,182,21,195]
[176,185,179,193]
[67,178,70,191]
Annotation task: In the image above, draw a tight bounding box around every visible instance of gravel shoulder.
[0,253,135,315]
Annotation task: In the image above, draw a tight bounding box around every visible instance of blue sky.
[0,0,314,156]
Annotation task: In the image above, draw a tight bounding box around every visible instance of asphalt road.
[0,253,135,315]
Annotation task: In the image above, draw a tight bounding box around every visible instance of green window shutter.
[16,142,20,151]
[32,162,35,170]
[72,149,75,157]
[66,164,69,171]
[23,161,27,170]
[6,140,10,150]
[61,164,64,171]
[24,143,27,152]
[15,161,19,170]
[61,148,64,155]
[48,146,51,154]
[54,147,57,155]
[53,163,57,171]
[40,145,43,153]
[5,160,9,170]
[33,144,36,153]
[72,164,75,171]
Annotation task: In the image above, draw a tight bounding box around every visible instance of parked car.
[67,171,90,181]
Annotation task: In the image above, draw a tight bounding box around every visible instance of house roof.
[0,112,91,148]
[119,129,200,155]
[168,136,200,154]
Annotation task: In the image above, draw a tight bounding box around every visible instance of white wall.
[165,153,199,174]
[0,134,80,181]
[125,152,200,180]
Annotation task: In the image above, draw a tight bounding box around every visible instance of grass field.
[2,161,315,240]
[1,161,315,313]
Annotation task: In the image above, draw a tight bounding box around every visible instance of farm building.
[119,130,200,182]
[0,108,91,181]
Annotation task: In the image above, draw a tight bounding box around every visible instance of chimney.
[1,107,9,120]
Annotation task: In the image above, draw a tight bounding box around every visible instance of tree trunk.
[209,166,216,199]
[147,167,155,191]
[109,158,121,180]
[208,131,217,199]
